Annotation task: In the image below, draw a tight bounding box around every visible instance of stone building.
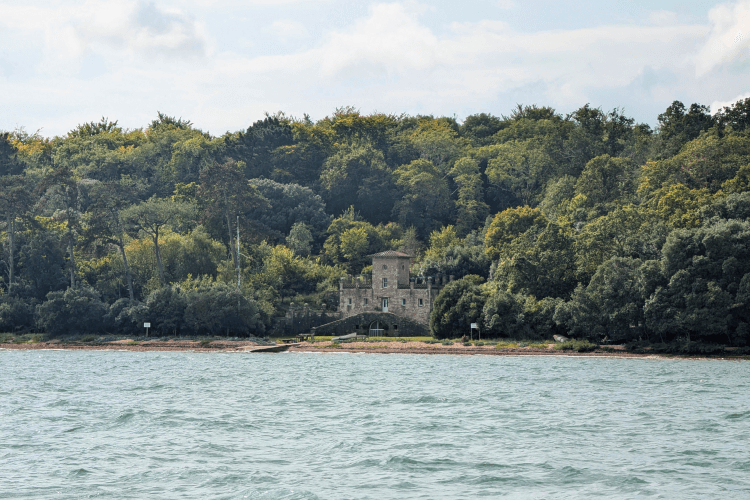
[312,250,452,337]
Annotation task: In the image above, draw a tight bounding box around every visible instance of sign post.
[470,323,479,341]
[144,322,151,337]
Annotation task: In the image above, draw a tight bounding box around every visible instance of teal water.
[1,351,748,499]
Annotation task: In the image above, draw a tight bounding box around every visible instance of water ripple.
[0,351,749,499]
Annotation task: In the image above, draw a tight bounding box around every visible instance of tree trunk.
[224,190,238,270]
[117,235,135,301]
[153,228,166,286]
[225,209,240,288]
[6,213,14,296]
[68,235,76,288]
[65,187,76,289]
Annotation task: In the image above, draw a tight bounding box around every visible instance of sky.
[0,0,749,137]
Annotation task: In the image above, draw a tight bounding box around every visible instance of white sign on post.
[144,323,151,328]
[470,323,478,329]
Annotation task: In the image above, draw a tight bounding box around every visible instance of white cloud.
[0,0,209,71]
[3,0,750,136]
[711,91,750,113]
[264,20,309,40]
[695,0,750,75]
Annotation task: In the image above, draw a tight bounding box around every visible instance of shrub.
[183,283,263,336]
[0,296,35,332]
[474,341,485,346]
[463,342,471,346]
[495,342,518,349]
[143,286,187,336]
[35,286,108,336]
[441,340,454,345]
[625,340,726,355]
[528,343,550,349]
[554,339,598,352]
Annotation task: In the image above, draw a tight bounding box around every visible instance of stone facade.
[311,312,429,337]
[332,250,451,336]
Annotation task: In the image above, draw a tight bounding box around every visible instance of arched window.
[369,321,384,337]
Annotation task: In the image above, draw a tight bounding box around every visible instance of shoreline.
[1,339,747,361]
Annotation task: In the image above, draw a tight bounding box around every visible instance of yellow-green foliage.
[495,342,518,349]
[484,206,548,260]
[124,227,225,297]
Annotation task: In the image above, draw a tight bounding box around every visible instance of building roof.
[369,250,412,258]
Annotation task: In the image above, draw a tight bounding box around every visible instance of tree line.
[1,99,749,344]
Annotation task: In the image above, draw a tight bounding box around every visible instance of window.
[393,325,398,330]
[383,264,388,270]
[382,278,388,288]
[348,298,352,305]
[402,265,405,270]
[418,298,424,307]
[364,298,368,305]
[401,298,406,306]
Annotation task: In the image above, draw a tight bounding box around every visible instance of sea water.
[1,350,748,499]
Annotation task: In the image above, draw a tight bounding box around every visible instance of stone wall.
[312,312,430,337]
[340,279,440,325]
[271,303,341,336]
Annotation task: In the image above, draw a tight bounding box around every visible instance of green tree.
[654,101,715,159]
[320,142,396,223]
[574,155,637,209]
[198,160,268,285]
[0,176,32,295]
[286,222,314,256]
[35,286,108,336]
[121,197,196,286]
[392,159,452,238]
[430,275,485,339]
[39,165,80,289]
[485,140,553,207]
[84,179,142,301]
[484,206,548,261]
[248,178,331,242]
[451,157,489,236]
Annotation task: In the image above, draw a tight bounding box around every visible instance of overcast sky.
[1,0,749,136]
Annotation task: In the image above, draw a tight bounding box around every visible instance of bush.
[105,298,147,334]
[143,286,187,336]
[625,340,726,355]
[474,341,485,346]
[0,296,35,332]
[554,339,598,352]
[528,343,550,349]
[183,283,264,336]
[495,342,518,349]
[441,340,454,345]
[36,286,108,336]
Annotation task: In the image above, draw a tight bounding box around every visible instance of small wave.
[725,411,750,420]
[115,411,135,423]
[69,468,92,477]
[243,488,322,499]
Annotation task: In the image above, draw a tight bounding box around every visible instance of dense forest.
[1,99,750,347]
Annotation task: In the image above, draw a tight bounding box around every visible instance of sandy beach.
[2,338,747,360]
